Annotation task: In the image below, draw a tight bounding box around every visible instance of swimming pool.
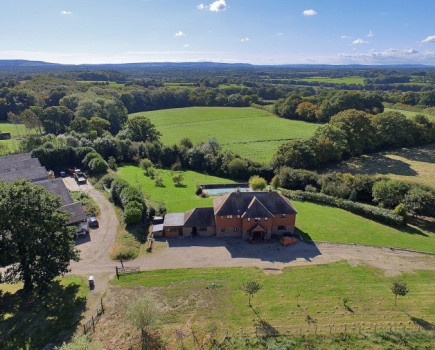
[203,187,249,196]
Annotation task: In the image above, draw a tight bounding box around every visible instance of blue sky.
[0,0,434,65]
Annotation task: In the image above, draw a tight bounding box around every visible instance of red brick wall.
[215,215,242,237]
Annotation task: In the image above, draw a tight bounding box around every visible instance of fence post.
[101,298,104,313]
[83,324,86,334]
[359,325,361,334]
[375,324,377,333]
[92,315,95,332]
[116,266,119,279]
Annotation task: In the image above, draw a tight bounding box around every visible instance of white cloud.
[303,9,317,16]
[175,31,185,37]
[421,35,435,43]
[341,35,351,39]
[197,3,206,10]
[367,30,374,38]
[352,38,369,45]
[338,48,435,64]
[209,0,227,12]
[241,37,249,42]
[61,11,72,15]
[183,44,190,47]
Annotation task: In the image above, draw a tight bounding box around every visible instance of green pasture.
[130,107,318,163]
[113,262,435,342]
[293,201,435,253]
[383,107,433,119]
[294,76,366,85]
[117,165,236,212]
[0,122,39,154]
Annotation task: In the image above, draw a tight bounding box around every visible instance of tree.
[240,280,262,307]
[125,293,162,348]
[89,116,110,137]
[172,173,184,187]
[0,180,79,292]
[295,101,319,122]
[391,280,409,306]
[403,186,435,217]
[372,179,410,208]
[330,109,377,156]
[41,106,74,135]
[124,115,161,142]
[249,175,267,191]
[311,124,347,165]
[372,111,416,149]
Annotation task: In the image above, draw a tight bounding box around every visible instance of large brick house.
[160,190,297,241]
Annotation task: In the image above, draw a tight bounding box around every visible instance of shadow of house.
[159,236,322,264]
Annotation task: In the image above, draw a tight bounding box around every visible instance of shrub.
[70,191,99,217]
[270,175,280,189]
[195,186,203,196]
[372,179,410,208]
[111,178,130,205]
[154,176,164,187]
[120,186,144,208]
[82,151,101,168]
[249,175,267,191]
[305,184,317,192]
[139,158,153,171]
[393,204,408,221]
[404,186,435,217]
[88,157,109,175]
[123,201,143,224]
[98,174,117,189]
[283,190,405,227]
[107,156,117,171]
[278,167,319,191]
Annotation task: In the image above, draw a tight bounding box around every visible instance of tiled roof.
[61,202,87,225]
[0,166,48,183]
[0,157,41,174]
[241,196,274,218]
[213,191,297,217]
[34,178,74,206]
[0,153,32,165]
[184,207,215,227]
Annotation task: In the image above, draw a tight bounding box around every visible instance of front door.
[192,226,198,236]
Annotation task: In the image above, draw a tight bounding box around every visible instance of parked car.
[88,216,99,228]
[76,222,89,239]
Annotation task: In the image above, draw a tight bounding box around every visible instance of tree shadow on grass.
[410,316,435,331]
[399,225,430,238]
[0,281,86,349]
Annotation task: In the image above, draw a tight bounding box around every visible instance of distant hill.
[0,59,431,69]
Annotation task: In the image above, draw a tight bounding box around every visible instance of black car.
[88,216,99,228]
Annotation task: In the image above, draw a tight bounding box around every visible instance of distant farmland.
[130,107,318,163]
[294,76,366,85]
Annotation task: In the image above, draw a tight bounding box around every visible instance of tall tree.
[41,106,74,135]
[123,115,161,142]
[0,180,79,292]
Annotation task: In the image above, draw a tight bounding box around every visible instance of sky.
[0,0,435,65]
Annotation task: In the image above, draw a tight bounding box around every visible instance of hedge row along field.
[130,107,318,163]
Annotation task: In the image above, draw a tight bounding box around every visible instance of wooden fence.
[115,266,140,279]
[83,299,105,334]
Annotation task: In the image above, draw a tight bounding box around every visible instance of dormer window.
[227,215,233,219]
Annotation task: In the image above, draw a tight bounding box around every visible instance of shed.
[163,213,185,237]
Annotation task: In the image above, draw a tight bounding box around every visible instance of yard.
[0,122,39,154]
[294,201,435,253]
[129,107,318,163]
[96,262,435,349]
[117,165,236,212]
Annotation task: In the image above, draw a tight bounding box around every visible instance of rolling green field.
[294,201,435,253]
[110,262,435,347]
[295,76,366,85]
[117,165,236,212]
[384,107,433,119]
[130,107,318,162]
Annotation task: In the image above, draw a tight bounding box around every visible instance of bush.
[404,186,435,217]
[394,203,408,221]
[372,179,410,208]
[111,178,130,205]
[123,201,143,224]
[139,158,153,171]
[278,167,319,191]
[195,186,203,196]
[70,191,99,217]
[283,190,405,227]
[249,175,267,190]
[98,174,117,190]
[82,151,101,168]
[88,157,109,175]
[120,186,144,208]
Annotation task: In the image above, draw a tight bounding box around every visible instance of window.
[255,217,260,222]
[280,214,286,218]
[221,228,225,233]
[265,217,268,221]
[237,215,241,218]
[234,227,238,232]
[168,228,178,232]
[227,215,233,219]
[247,218,251,222]
[277,225,286,230]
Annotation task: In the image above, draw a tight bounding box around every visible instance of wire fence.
[83,299,105,334]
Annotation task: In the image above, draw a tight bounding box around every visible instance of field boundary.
[83,299,105,334]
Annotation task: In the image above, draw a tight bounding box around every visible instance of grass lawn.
[295,76,366,85]
[130,107,318,163]
[117,165,236,212]
[0,276,88,349]
[0,122,39,154]
[328,144,435,189]
[110,262,435,347]
[293,201,435,253]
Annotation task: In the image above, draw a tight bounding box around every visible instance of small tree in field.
[240,280,262,307]
[249,175,267,191]
[391,280,409,306]
[125,293,162,349]
[172,173,184,187]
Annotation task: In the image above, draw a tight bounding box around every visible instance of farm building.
[156,190,297,242]
[0,153,87,226]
